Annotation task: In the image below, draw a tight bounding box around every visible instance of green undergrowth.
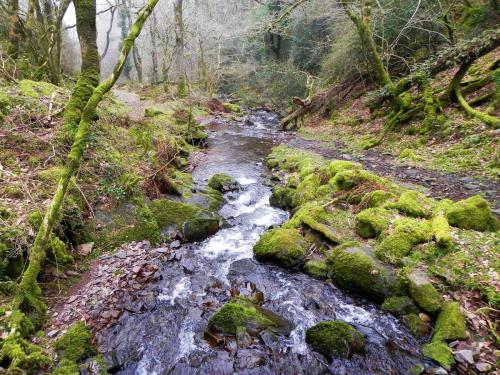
[256,144,498,369]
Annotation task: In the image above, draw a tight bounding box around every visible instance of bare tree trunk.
[150,12,159,83]
[100,1,117,60]
[125,0,143,82]
[174,0,188,97]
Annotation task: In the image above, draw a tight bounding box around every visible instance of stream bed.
[100,111,423,374]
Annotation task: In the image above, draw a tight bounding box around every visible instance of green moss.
[381,296,418,316]
[5,311,35,337]
[402,313,430,338]
[54,321,95,362]
[284,203,355,244]
[0,337,51,372]
[51,358,80,374]
[1,184,23,199]
[149,199,200,229]
[359,190,396,208]
[375,218,432,264]
[422,341,454,370]
[432,302,467,342]
[329,169,390,196]
[399,148,423,161]
[145,107,167,117]
[303,260,328,280]
[208,297,282,335]
[389,191,434,218]
[267,145,325,178]
[223,102,241,112]
[305,321,365,361]
[208,173,237,192]
[47,236,74,265]
[327,245,394,300]
[93,203,160,250]
[266,158,279,169]
[355,207,391,238]
[253,228,308,268]
[445,195,499,232]
[269,186,299,209]
[182,212,220,242]
[19,79,58,98]
[328,160,363,177]
[407,269,442,314]
[431,215,452,248]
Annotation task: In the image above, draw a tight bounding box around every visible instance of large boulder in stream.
[326,245,395,301]
[305,321,365,361]
[207,297,291,336]
[253,228,308,268]
[208,173,239,192]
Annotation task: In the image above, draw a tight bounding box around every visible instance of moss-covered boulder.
[327,246,394,300]
[381,296,419,317]
[422,341,455,370]
[355,207,391,238]
[223,102,241,113]
[254,228,308,268]
[269,186,298,209]
[329,169,389,194]
[186,187,224,211]
[445,195,499,232]
[375,218,432,264]
[182,212,220,242]
[407,270,442,314]
[303,259,329,280]
[284,203,355,244]
[359,190,396,208]
[432,302,467,342]
[390,191,434,218]
[19,79,58,98]
[266,158,280,169]
[149,198,200,230]
[305,321,365,361]
[295,174,322,203]
[208,298,290,336]
[328,160,363,177]
[92,203,160,250]
[402,313,431,338]
[208,173,238,192]
[431,214,452,248]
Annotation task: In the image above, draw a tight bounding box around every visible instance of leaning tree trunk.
[62,0,100,139]
[11,0,161,333]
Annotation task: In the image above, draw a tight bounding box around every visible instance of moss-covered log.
[11,0,161,330]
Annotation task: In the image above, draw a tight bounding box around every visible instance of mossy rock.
[149,199,200,229]
[187,128,209,147]
[294,174,323,204]
[208,173,238,192]
[145,107,167,117]
[305,321,365,361]
[328,160,363,177]
[182,212,220,242]
[402,313,431,338]
[375,218,432,264]
[359,190,396,208]
[19,79,58,98]
[431,215,453,248]
[389,191,434,218]
[327,246,394,301]
[422,341,455,370]
[223,102,241,113]
[186,187,224,211]
[355,207,391,238]
[445,195,499,232]
[267,145,325,178]
[284,202,355,244]
[407,270,442,314]
[269,186,299,210]
[93,203,160,250]
[381,296,419,317]
[329,169,389,193]
[266,158,280,169]
[253,228,308,268]
[54,321,96,362]
[208,297,290,336]
[303,259,328,280]
[432,302,467,342]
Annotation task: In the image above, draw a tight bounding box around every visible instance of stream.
[100,110,423,374]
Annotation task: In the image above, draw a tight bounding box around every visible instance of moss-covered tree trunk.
[7,0,21,58]
[62,0,100,138]
[174,0,188,97]
[12,0,161,330]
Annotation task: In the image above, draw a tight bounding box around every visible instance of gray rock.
[454,349,474,365]
[475,362,492,372]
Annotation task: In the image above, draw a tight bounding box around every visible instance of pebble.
[454,349,474,365]
[475,362,492,372]
[170,240,181,249]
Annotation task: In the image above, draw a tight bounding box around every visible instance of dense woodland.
[0,0,499,374]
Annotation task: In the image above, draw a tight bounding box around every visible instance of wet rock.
[305,321,365,361]
[433,302,467,341]
[381,296,419,317]
[236,328,253,348]
[234,349,266,370]
[171,240,181,249]
[208,173,239,192]
[181,258,197,274]
[259,329,278,349]
[182,212,220,242]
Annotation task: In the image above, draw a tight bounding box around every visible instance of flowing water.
[101,110,422,374]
